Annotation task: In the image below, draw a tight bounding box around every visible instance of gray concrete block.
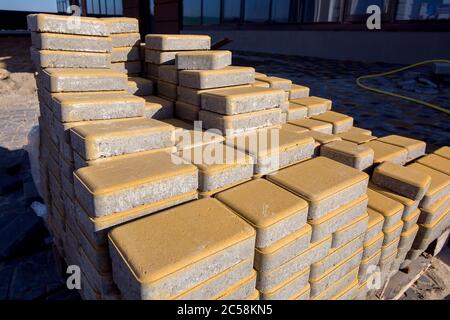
[260,267,310,300]
[320,140,374,171]
[74,151,198,218]
[363,231,384,260]
[289,84,310,100]
[217,271,257,300]
[27,14,109,36]
[70,118,175,160]
[51,91,144,122]
[145,50,179,65]
[143,96,174,120]
[177,84,251,106]
[201,86,285,115]
[313,267,358,300]
[176,50,232,70]
[39,68,127,93]
[199,108,281,136]
[254,224,312,272]
[358,250,381,282]
[108,198,255,300]
[332,213,369,248]
[179,66,255,89]
[31,47,111,69]
[111,46,140,62]
[145,34,211,51]
[158,80,178,100]
[102,17,139,34]
[158,65,179,84]
[372,162,431,201]
[111,61,142,74]
[111,33,140,47]
[175,101,200,121]
[31,32,112,52]
[127,77,153,96]
[287,103,308,121]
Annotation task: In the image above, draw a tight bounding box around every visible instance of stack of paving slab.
[107,17,142,76]
[28,14,201,300]
[264,157,370,300]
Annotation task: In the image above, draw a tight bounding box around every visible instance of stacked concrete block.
[105,17,142,76]
[225,127,315,176]
[362,140,408,165]
[108,198,257,300]
[267,157,369,299]
[320,140,374,171]
[216,179,312,300]
[337,131,378,145]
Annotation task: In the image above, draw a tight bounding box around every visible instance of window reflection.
[396,0,450,20]
[183,0,202,25]
[223,0,241,23]
[203,0,221,25]
[245,0,270,23]
[272,0,294,23]
[303,0,341,22]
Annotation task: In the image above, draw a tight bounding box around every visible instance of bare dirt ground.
[0,36,448,300]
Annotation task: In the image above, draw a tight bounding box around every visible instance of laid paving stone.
[70,118,174,160]
[320,140,374,170]
[176,50,232,70]
[332,212,369,248]
[254,224,312,272]
[367,187,404,230]
[369,183,420,219]
[363,140,408,165]
[288,118,333,134]
[51,91,144,122]
[259,267,310,300]
[290,96,331,116]
[39,68,127,92]
[201,86,285,115]
[181,143,253,195]
[175,101,200,121]
[158,65,178,84]
[30,47,111,69]
[111,61,142,74]
[225,128,315,175]
[145,34,211,51]
[177,84,251,106]
[127,77,153,96]
[255,76,292,91]
[289,84,310,100]
[336,131,377,144]
[434,146,450,159]
[0,173,22,195]
[216,179,308,248]
[110,32,140,48]
[256,236,331,293]
[372,162,431,200]
[407,163,450,209]
[111,46,140,62]
[102,17,139,34]
[108,198,255,299]
[311,111,354,134]
[416,154,450,175]
[143,95,174,120]
[267,157,369,219]
[74,150,198,218]
[179,66,255,89]
[158,80,178,101]
[27,13,110,36]
[377,135,426,162]
[199,108,281,136]
[31,32,112,52]
[0,210,46,260]
[308,195,368,242]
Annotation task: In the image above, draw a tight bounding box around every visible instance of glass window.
[396,0,450,20]
[272,0,294,23]
[203,0,221,25]
[115,0,123,15]
[303,0,341,22]
[245,0,270,23]
[348,0,390,15]
[183,0,202,26]
[223,0,241,23]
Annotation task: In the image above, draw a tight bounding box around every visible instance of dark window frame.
[181,0,450,31]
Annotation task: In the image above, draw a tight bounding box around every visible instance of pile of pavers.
[28,14,449,300]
